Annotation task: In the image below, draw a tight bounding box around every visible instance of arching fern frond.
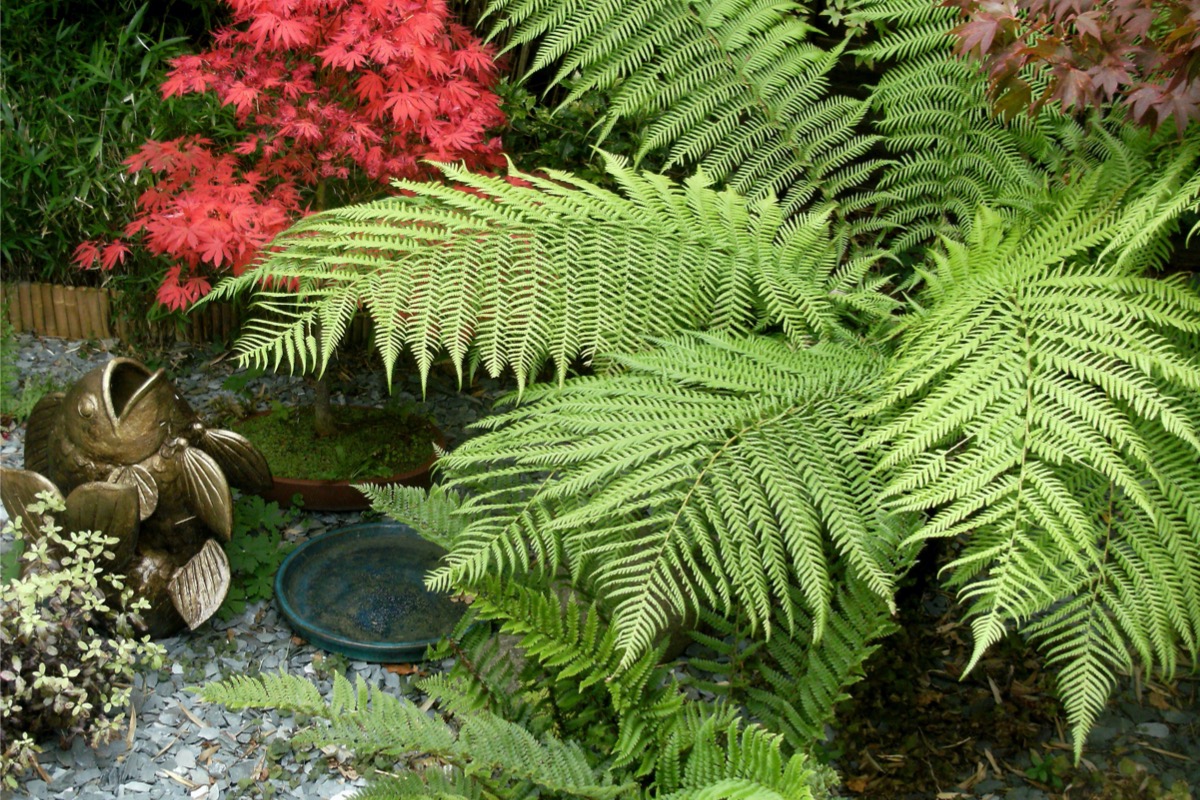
[201,671,631,800]
[684,576,901,753]
[656,714,829,800]
[850,0,959,64]
[205,156,874,389]
[850,0,1194,262]
[200,656,831,800]
[851,0,1103,256]
[860,199,1200,756]
[1098,128,1200,273]
[359,483,467,550]
[429,576,686,770]
[482,0,881,214]
[431,331,905,669]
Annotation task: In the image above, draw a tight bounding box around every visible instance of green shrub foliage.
[206,0,1200,774]
[0,494,165,788]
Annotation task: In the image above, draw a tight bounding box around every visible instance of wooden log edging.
[2,282,127,339]
[2,282,245,343]
[3,281,382,348]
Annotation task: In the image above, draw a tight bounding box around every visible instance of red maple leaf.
[318,43,370,71]
[223,82,261,114]
[100,241,131,271]
[81,0,507,310]
[157,267,212,311]
[385,89,437,125]
[73,240,101,269]
[353,70,388,103]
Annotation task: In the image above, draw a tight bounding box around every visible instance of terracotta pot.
[238,408,443,512]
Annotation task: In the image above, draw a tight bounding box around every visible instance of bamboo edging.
[3,281,379,347]
[3,282,243,344]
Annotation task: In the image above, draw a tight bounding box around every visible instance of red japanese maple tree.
[947,0,1200,132]
[75,0,506,310]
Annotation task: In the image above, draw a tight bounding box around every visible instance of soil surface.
[828,575,1199,799]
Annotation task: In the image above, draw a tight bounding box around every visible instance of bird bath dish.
[274,522,466,662]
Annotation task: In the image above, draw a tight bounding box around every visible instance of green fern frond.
[482,0,877,213]
[201,671,629,800]
[428,574,685,768]
[863,47,1085,255]
[851,0,1192,260]
[351,771,482,800]
[196,671,327,716]
[658,713,829,800]
[430,332,902,669]
[205,157,867,389]
[685,575,902,753]
[361,483,467,550]
[421,622,536,730]
[198,672,458,754]
[1098,128,1200,272]
[201,629,831,798]
[861,200,1200,755]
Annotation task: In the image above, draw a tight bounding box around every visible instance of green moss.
[232,405,438,481]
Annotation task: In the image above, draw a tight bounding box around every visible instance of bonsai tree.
[75,0,507,434]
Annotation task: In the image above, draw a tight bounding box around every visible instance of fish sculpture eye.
[78,396,97,418]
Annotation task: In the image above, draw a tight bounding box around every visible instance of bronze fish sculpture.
[1,358,272,637]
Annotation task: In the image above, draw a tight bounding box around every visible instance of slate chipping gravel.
[2,333,498,800]
[2,333,1198,800]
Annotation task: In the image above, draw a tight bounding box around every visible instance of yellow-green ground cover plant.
[201,0,1199,796]
[0,494,165,788]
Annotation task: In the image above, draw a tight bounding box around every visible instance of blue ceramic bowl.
[274,522,466,662]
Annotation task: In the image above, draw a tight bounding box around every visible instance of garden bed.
[1,333,1197,800]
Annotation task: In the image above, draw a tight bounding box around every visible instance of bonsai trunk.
[313,367,336,437]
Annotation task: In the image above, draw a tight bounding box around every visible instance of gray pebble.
[228,761,257,783]
[73,766,101,784]
[176,749,198,770]
[24,779,49,798]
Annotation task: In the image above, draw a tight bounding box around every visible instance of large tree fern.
[430,332,907,667]
[195,0,1200,775]
[205,156,886,387]
[481,0,881,216]
[860,196,1200,756]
